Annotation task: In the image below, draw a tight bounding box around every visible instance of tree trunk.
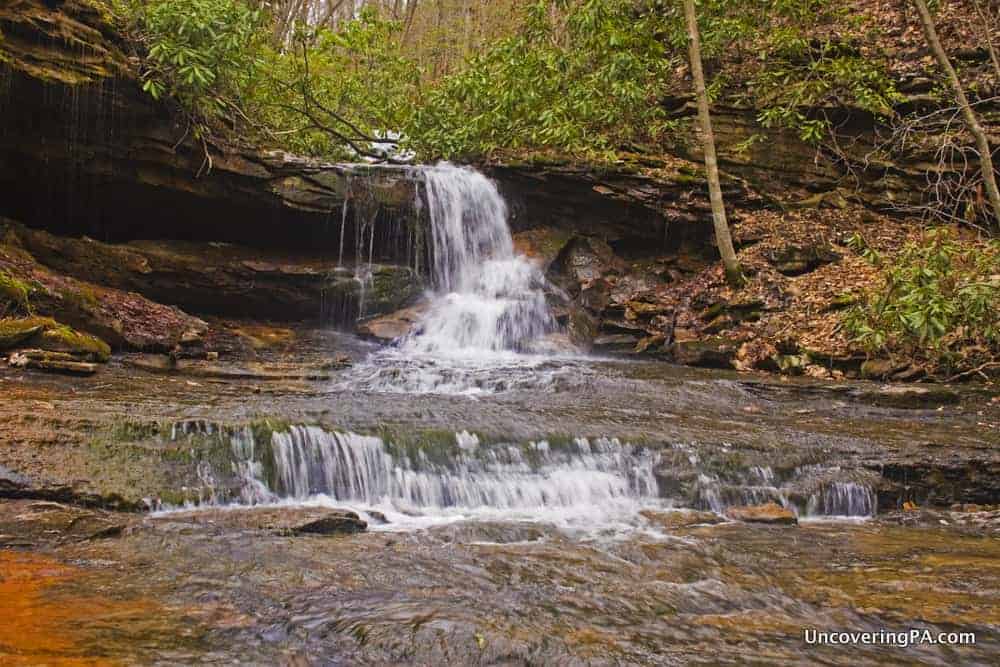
[913,0,1000,226]
[971,0,1000,84]
[682,0,743,286]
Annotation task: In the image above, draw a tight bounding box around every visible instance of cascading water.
[347,163,572,394]
[163,421,879,527]
[225,425,662,529]
[404,164,555,355]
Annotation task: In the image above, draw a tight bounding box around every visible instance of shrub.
[843,228,1000,371]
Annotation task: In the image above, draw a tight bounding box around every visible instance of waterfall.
[401,164,555,355]
[229,426,660,524]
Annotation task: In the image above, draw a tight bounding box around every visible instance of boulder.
[513,227,575,270]
[725,502,798,525]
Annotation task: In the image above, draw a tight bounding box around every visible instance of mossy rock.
[0,270,32,310]
[0,316,50,350]
[0,316,110,361]
[34,326,111,362]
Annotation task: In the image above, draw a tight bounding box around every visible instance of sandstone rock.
[640,509,724,529]
[725,502,798,525]
[158,506,367,536]
[0,499,129,547]
[0,229,209,352]
[512,228,575,270]
[358,304,427,342]
[9,349,99,375]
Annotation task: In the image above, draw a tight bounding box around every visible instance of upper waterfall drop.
[402,163,556,356]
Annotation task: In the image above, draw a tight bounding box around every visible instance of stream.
[2,164,998,665]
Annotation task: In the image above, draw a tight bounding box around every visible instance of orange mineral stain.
[0,551,154,666]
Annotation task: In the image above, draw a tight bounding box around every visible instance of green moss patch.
[0,269,32,312]
[0,316,111,361]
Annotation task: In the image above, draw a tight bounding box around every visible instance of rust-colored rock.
[725,502,798,525]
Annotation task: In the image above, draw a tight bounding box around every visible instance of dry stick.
[682,0,743,286]
[913,0,1000,227]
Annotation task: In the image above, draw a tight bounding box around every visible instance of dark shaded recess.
[0,64,424,266]
[876,462,1000,510]
[488,166,721,261]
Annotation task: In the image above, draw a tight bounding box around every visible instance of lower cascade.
[169,423,883,524]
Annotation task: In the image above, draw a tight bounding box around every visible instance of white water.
[227,426,663,532]
[348,163,571,395]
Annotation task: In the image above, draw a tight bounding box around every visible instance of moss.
[0,269,32,311]
[36,325,111,362]
[0,315,111,360]
[63,285,101,312]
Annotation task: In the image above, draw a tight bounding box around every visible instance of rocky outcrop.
[3,221,422,321]
[1,224,208,351]
[0,0,420,255]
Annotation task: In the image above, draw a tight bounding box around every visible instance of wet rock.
[292,511,368,535]
[513,228,576,270]
[640,509,724,529]
[860,385,961,409]
[592,333,640,351]
[725,502,797,525]
[358,304,427,342]
[9,349,99,375]
[8,224,422,324]
[159,507,367,536]
[0,499,129,546]
[672,337,737,369]
[362,265,424,318]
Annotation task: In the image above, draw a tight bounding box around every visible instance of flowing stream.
[39,163,994,665]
